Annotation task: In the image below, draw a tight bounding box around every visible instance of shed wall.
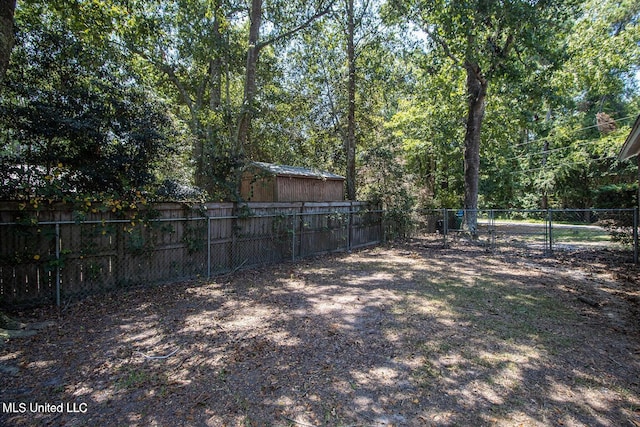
[276,177,344,202]
[241,170,345,202]
[240,174,276,202]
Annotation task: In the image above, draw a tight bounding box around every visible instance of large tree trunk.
[237,0,262,157]
[0,0,16,81]
[345,0,356,200]
[463,62,487,235]
[236,0,333,161]
[209,0,223,114]
[197,0,225,195]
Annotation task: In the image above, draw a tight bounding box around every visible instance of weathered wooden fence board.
[0,201,382,306]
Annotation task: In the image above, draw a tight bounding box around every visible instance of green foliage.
[117,0,246,198]
[520,0,640,209]
[2,0,639,212]
[383,0,580,216]
[359,138,416,238]
[384,62,466,209]
[561,0,640,104]
[155,180,207,202]
[594,183,638,209]
[0,21,176,201]
[382,0,639,211]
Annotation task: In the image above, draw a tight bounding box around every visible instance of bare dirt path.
[1,238,640,426]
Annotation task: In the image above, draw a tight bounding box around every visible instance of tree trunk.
[463,62,487,234]
[207,0,223,139]
[197,0,225,195]
[0,0,16,81]
[237,0,262,157]
[345,0,356,200]
[210,0,223,114]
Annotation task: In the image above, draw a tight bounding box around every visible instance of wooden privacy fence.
[0,201,383,307]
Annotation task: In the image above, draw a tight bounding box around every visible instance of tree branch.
[424,26,462,67]
[116,40,196,115]
[160,63,196,116]
[0,0,17,80]
[256,0,336,51]
[488,32,514,76]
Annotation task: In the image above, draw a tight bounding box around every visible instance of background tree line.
[1,0,639,217]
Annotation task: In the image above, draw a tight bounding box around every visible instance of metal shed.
[619,114,640,161]
[240,162,345,202]
[619,114,640,210]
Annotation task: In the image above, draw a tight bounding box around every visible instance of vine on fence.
[271,213,294,240]
[182,223,208,254]
[2,201,387,306]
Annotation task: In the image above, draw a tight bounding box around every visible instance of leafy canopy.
[0,15,176,200]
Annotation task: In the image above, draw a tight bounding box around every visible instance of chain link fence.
[417,208,639,261]
[4,203,636,307]
[0,202,383,307]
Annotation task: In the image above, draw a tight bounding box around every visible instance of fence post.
[292,211,296,262]
[207,216,211,278]
[547,209,553,255]
[231,205,237,270]
[55,223,61,307]
[298,205,305,258]
[379,207,385,243]
[489,209,495,249]
[442,208,448,248]
[634,207,638,264]
[348,204,353,251]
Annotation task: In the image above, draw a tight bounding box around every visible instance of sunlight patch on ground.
[350,366,401,389]
[220,305,274,330]
[3,240,639,426]
[120,326,165,348]
[268,331,302,347]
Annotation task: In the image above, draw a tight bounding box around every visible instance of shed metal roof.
[247,162,344,180]
[619,114,640,160]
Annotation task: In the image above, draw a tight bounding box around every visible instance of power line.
[509,153,622,175]
[510,114,637,150]
[500,135,621,163]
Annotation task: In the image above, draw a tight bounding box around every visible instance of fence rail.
[0,202,383,307]
[418,208,639,261]
[3,203,637,307]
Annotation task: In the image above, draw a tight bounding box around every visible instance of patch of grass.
[116,366,150,389]
[572,374,605,390]
[439,279,576,334]
[116,365,165,390]
[217,367,228,382]
[420,341,452,356]
[402,273,582,409]
[413,362,441,388]
[552,228,610,243]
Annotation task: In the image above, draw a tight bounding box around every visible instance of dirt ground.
[1,237,640,426]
